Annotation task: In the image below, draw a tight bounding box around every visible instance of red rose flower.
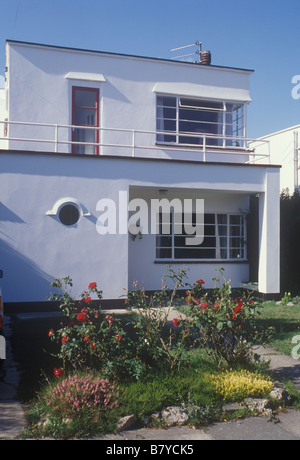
[201,302,208,310]
[106,315,114,324]
[90,343,97,350]
[77,312,88,323]
[62,336,69,344]
[48,328,54,337]
[84,296,92,303]
[54,368,63,378]
[172,318,179,327]
[234,302,243,314]
[196,279,205,285]
[84,335,90,343]
[115,334,122,342]
[88,282,97,290]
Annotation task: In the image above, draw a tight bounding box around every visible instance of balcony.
[0,120,270,164]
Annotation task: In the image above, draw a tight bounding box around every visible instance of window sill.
[155,142,254,153]
[154,259,248,264]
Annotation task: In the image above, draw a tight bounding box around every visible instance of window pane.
[75,90,97,108]
[157,96,176,107]
[73,128,97,154]
[156,235,172,247]
[156,248,172,258]
[75,108,96,126]
[59,204,80,226]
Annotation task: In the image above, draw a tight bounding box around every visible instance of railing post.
[132,129,135,157]
[54,124,58,152]
[203,136,206,162]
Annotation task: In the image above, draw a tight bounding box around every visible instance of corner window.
[156,96,245,148]
[156,212,246,260]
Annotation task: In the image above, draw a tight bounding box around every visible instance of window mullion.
[222,102,226,147]
[227,214,230,260]
[176,97,179,144]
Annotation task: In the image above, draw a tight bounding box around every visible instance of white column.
[258,168,280,294]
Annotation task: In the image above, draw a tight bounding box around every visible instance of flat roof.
[6,39,254,74]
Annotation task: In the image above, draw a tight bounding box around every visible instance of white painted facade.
[0,41,280,305]
[251,125,300,193]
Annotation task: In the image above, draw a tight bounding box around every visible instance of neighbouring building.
[0,40,280,309]
[251,125,300,193]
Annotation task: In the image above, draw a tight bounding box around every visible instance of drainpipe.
[294,130,299,190]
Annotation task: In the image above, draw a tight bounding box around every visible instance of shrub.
[45,374,119,416]
[185,269,272,366]
[28,373,120,438]
[48,277,142,379]
[125,266,195,372]
[210,369,273,402]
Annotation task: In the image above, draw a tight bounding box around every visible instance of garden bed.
[9,269,300,439]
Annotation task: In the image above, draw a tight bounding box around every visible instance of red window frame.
[72,87,100,155]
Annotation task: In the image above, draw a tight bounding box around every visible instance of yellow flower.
[211,370,273,402]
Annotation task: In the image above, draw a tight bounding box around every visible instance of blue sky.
[0,0,299,138]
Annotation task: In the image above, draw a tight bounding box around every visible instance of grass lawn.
[257,300,300,356]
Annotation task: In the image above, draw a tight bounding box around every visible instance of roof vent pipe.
[201,50,211,65]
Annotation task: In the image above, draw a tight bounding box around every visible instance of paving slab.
[206,413,300,440]
[0,401,26,439]
[98,426,213,441]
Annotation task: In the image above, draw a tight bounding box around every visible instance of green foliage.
[48,278,139,379]
[125,266,195,373]
[184,268,272,366]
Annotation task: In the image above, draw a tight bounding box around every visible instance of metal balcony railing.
[0,120,271,163]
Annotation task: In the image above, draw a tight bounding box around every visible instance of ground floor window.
[156,212,246,260]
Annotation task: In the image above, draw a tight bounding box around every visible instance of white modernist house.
[0,40,280,308]
[251,125,300,193]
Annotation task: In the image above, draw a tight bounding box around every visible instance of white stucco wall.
[0,151,280,304]
[6,41,253,163]
[251,125,300,192]
[0,86,7,149]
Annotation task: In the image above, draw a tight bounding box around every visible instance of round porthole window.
[58,203,80,226]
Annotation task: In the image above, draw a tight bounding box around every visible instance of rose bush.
[48,268,195,380]
[48,277,142,379]
[185,268,272,366]
[125,266,195,372]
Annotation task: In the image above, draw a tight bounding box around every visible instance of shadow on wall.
[0,238,53,306]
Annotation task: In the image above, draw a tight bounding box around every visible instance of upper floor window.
[156,96,245,148]
[72,87,99,155]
